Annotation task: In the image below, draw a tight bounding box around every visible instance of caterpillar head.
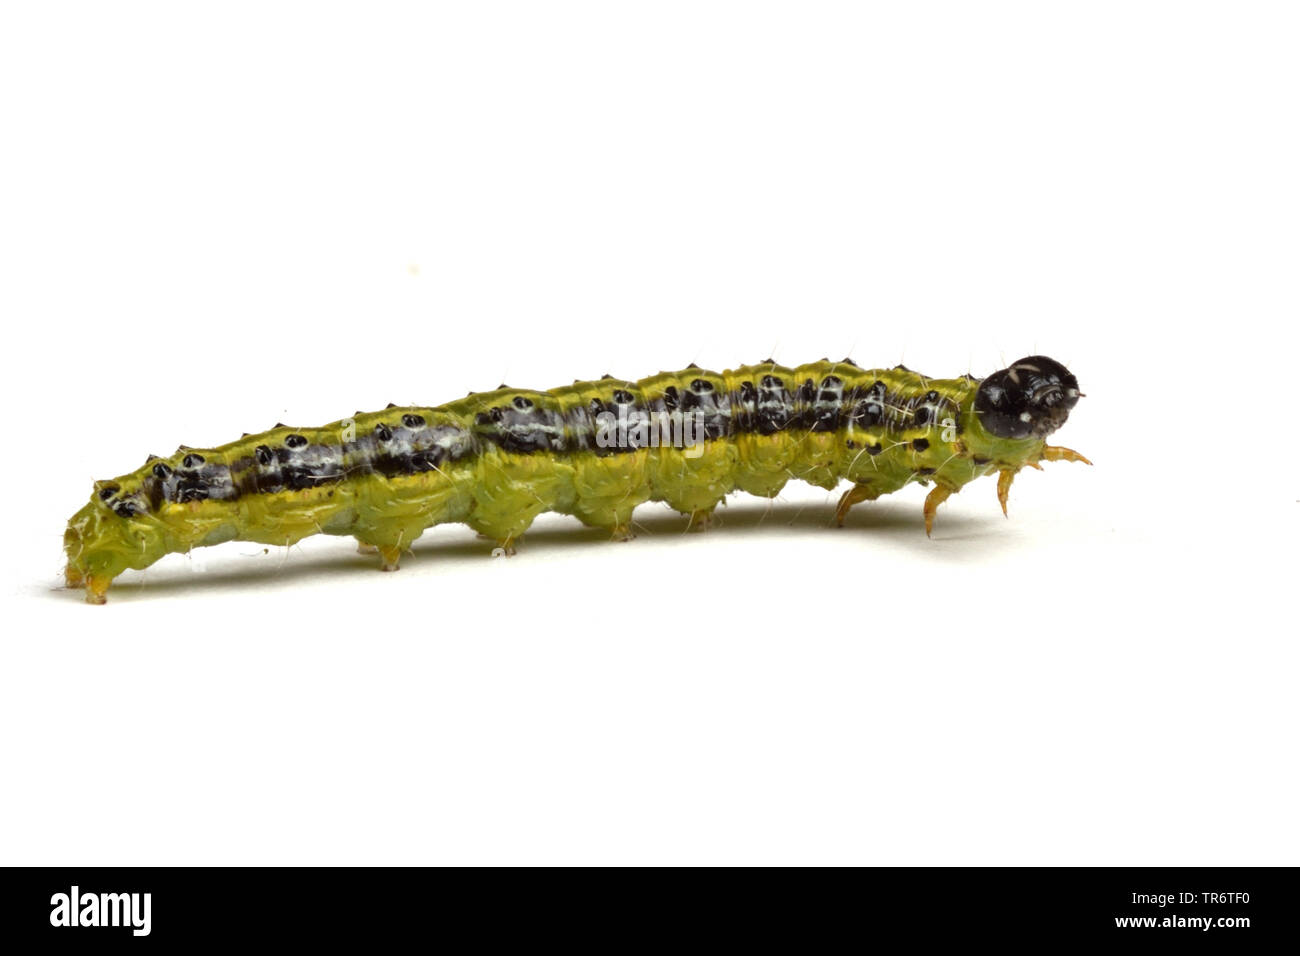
[974,356,1081,440]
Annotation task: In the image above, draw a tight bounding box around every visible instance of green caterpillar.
[63,355,1090,603]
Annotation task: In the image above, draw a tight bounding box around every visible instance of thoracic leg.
[834,483,877,527]
[998,446,1092,516]
[997,469,1016,517]
[1041,445,1093,465]
[997,462,1040,515]
[923,484,956,538]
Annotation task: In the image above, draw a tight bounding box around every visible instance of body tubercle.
[62,355,1090,603]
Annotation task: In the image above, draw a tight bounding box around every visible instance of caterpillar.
[63,355,1090,604]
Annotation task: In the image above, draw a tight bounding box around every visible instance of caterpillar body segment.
[63,356,1089,603]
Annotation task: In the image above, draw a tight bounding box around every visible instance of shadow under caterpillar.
[63,355,1090,603]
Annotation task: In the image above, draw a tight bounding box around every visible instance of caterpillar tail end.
[377,545,403,572]
[64,556,110,605]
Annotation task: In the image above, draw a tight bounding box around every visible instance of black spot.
[916,467,937,476]
[182,453,205,468]
[914,407,930,426]
[866,444,883,455]
[512,397,533,411]
[374,423,393,442]
[690,378,713,393]
[821,375,843,389]
[114,502,138,518]
[973,457,991,465]
[255,445,275,467]
[739,381,756,403]
[662,386,679,410]
[474,412,494,427]
[285,434,308,449]
[408,448,448,472]
[613,389,634,405]
[761,375,783,389]
[913,438,930,452]
[152,463,172,479]
[98,487,117,500]
[489,407,504,423]
[402,413,426,428]
[797,379,816,402]
[851,382,887,428]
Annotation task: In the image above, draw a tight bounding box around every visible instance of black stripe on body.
[101,365,970,517]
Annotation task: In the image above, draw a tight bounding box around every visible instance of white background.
[1,2,1296,865]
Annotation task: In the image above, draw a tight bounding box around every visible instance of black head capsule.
[974,356,1081,440]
